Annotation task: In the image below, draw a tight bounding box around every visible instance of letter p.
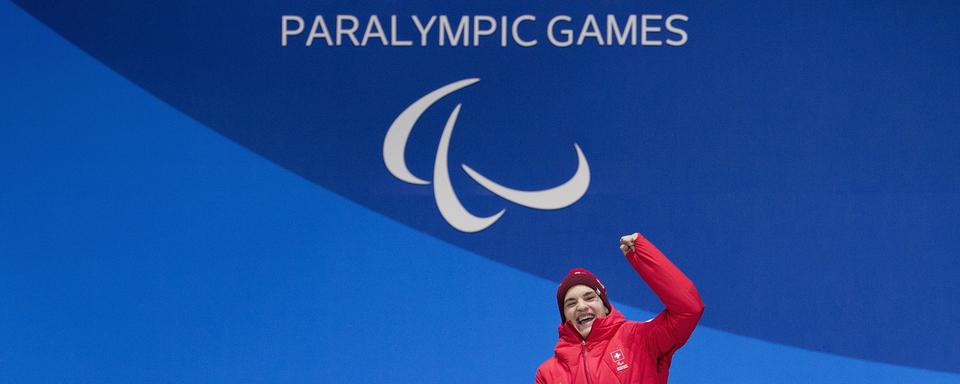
[281,15,305,46]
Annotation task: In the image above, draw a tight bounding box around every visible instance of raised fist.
[619,232,639,255]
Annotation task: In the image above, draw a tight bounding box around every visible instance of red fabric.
[536,233,704,384]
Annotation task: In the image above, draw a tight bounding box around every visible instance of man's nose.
[575,300,588,311]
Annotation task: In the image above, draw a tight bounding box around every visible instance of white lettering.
[666,14,688,46]
[500,16,508,47]
[390,15,413,46]
[439,15,470,46]
[606,15,637,46]
[512,15,537,47]
[336,15,361,46]
[281,15,304,47]
[282,14,689,49]
[473,15,496,47]
[362,15,388,46]
[577,14,604,46]
[548,15,573,47]
[641,14,663,46]
[306,15,333,46]
[411,15,437,47]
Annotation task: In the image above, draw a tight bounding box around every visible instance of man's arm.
[621,232,705,355]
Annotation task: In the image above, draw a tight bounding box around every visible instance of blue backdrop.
[2,1,959,382]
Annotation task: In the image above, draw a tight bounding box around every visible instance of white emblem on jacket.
[610,348,630,371]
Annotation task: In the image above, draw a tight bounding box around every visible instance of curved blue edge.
[2,2,959,383]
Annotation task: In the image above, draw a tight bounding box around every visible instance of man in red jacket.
[535,232,705,384]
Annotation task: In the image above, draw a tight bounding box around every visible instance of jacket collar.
[554,308,626,362]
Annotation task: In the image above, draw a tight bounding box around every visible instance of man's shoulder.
[609,317,660,345]
[537,355,559,371]
[619,315,659,330]
[536,356,561,383]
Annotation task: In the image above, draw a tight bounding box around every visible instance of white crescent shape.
[461,143,590,210]
[434,104,505,233]
[383,78,481,185]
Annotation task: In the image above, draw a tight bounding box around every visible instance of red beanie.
[556,268,611,323]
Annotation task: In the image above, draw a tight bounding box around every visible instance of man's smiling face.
[563,284,610,339]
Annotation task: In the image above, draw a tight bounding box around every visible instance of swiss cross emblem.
[610,348,630,372]
[610,349,625,364]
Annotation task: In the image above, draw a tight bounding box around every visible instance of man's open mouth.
[577,314,596,326]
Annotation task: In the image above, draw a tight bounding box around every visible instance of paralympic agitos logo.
[383,78,590,233]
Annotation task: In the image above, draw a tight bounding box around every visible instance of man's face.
[563,284,609,339]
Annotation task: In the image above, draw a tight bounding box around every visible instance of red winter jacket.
[535,234,704,384]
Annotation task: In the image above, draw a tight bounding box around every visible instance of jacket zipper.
[581,340,593,384]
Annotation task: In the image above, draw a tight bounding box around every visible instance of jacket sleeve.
[626,232,705,355]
